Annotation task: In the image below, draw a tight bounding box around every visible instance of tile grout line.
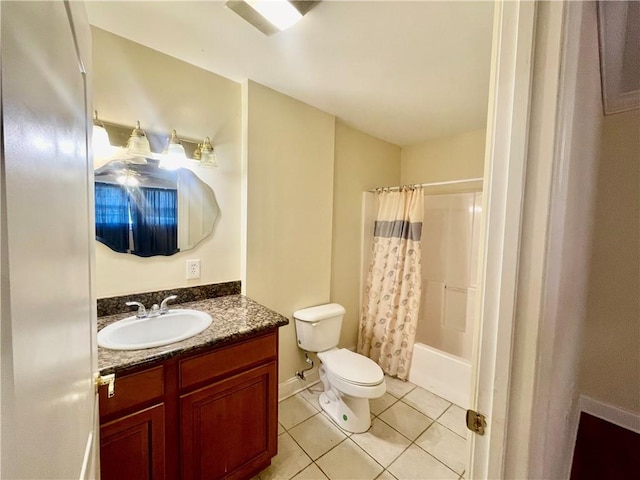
[288,408,394,478]
[279,430,314,479]
[291,414,349,461]
[436,419,469,441]
[278,392,322,431]
[410,438,465,478]
[434,403,470,440]
[374,414,429,444]
[385,395,468,440]
[361,406,466,476]
[278,383,467,479]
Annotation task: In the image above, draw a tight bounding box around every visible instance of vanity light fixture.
[159,129,187,170]
[92,111,114,160]
[226,0,319,35]
[99,121,217,167]
[126,121,151,163]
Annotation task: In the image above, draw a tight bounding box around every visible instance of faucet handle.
[160,295,178,314]
[125,301,147,318]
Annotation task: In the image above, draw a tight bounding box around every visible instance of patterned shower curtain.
[358,186,424,380]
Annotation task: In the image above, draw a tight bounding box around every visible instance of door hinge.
[466,409,487,435]
[95,373,116,398]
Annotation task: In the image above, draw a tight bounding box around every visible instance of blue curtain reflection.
[95,183,129,253]
[95,183,178,256]
[131,187,178,257]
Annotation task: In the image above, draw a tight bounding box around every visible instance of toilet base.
[318,365,373,433]
[319,390,372,433]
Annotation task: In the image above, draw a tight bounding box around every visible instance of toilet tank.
[293,303,346,352]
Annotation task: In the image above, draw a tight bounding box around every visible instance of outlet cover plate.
[186,259,200,279]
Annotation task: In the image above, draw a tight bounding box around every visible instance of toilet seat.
[318,349,384,386]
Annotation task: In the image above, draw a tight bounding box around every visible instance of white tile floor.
[255,376,468,480]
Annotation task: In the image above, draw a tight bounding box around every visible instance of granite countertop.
[98,294,289,375]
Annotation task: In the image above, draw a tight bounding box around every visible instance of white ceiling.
[86,1,494,147]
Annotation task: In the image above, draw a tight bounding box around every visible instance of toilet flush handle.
[310,322,320,327]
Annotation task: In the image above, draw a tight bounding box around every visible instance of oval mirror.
[94,159,219,257]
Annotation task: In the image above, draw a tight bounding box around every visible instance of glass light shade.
[126,121,152,161]
[167,142,186,158]
[246,0,302,31]
[127,135,152,158]
[158,151,184,171]
[200,150,218,167]
[199,137,218,167]
[159,130,186,170]
[92,124,113,161]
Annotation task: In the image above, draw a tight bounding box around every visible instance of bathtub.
[408,342,471,409]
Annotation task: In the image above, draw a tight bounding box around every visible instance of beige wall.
[331,122,401,350]
[580,108,640,413]
[92,28,242,297]
[400,128,486,184]
[243,81,336,382]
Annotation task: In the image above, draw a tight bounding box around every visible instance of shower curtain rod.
[368,177,484,192]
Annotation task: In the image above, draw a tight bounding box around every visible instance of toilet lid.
[323,349,384,386]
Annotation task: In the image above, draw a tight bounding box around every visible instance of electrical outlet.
[186,259,200,279]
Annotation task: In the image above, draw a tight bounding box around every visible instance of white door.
[0,1,98,478]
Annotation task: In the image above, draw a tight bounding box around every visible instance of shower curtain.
[358,186,424,380]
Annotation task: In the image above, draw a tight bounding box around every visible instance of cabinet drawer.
[99,366,165,418]
[180,331,277,390]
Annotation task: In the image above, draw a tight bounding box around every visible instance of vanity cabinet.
[98,329,279,480]
[99,365,166,480]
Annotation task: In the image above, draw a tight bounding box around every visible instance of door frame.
[470,0,596,477]
[468,0,537,477]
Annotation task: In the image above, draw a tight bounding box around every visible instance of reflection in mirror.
[94,159,219,257]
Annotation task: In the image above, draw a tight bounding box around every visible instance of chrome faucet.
[125,295,177,319]
[125,301,147,318]
[160,295,178,314]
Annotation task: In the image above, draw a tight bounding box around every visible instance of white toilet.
[293,303,386,433]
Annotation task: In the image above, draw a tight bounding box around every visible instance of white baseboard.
[578,395,640,434]
[278,367,320,402]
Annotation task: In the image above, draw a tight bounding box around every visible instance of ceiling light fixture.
[246,0,301,31]
[226,0,319,35]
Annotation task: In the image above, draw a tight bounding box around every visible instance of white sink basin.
[98,309,213,350]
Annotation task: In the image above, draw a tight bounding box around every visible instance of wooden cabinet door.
[100,404,165,480]
[181,362,277,480]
